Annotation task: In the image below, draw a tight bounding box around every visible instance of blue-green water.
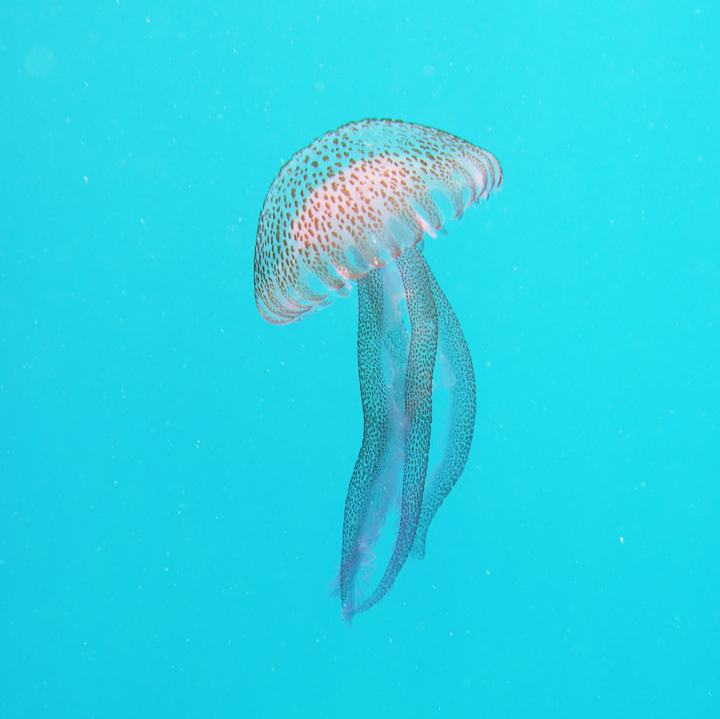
[1,2,718,717]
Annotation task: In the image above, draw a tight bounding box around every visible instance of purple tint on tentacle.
[338,270,391,615]
[339,266,411,622]
[345,246,438,621]
[411,255,476,559]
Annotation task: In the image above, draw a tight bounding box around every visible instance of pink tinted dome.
[254,119,502,324]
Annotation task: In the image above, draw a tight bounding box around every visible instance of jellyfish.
[254,119,502,622]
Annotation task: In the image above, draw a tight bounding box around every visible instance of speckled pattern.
[254,119,502,324]
[343,246,439,621]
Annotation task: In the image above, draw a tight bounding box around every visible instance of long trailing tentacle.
[411,255,476,559]
[339,270,393,616]
[347,245,438,620]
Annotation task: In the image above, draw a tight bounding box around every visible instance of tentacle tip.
[341,605,355,627]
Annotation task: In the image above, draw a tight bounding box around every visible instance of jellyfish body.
[254,119,502,622]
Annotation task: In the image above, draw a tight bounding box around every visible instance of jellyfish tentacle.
[340,270,392,613]
[347,245,438,619]
[411,256,476,559]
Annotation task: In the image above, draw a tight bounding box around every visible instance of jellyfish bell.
[255,119,501,324]
[254,119,502,622]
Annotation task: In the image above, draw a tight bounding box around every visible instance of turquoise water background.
[2,1,718,717]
